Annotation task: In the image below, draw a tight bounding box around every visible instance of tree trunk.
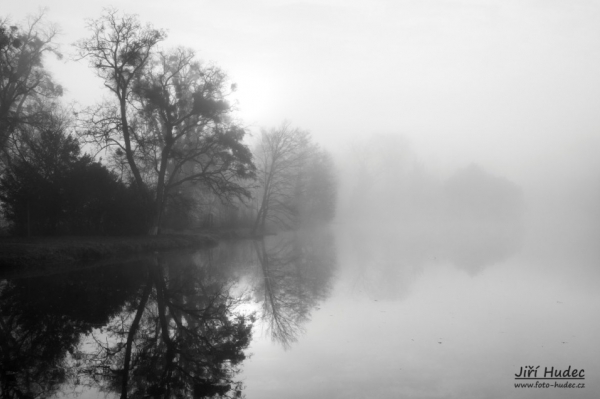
[120,272,152,399]
[252,203,264,235]
[119,99,145,190]
[27,200,31,238]
[151,261,177,389]
[148,201,163,236]
[252,175,271,235]
[148,140,172,236]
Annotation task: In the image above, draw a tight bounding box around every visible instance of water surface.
[1,221,598,398]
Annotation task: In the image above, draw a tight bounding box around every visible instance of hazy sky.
[4,0,600,184]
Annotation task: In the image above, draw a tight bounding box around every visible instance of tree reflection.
[441,164,524,274]
[81,251,254,399]
[0,278,77,399]
[0,261,145,399]
[253,230,336,348]
[338,164,526,300]
[0,236,330,398]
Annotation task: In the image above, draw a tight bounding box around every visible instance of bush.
[0,130,152,236]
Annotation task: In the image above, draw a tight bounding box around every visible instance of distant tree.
[295,148,337,226]
[252,123,337,233]
[0,13,62,167]
[76,10,255,235]
[444,164,524,222]
[252,123,310,233]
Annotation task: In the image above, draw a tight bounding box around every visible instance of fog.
[2,1,600,397]
[4,0,598,289]
[4,0,598,311]
[4,1,599,226]
[333,131,600,281]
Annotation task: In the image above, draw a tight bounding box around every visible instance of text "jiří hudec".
[515,366,585,379]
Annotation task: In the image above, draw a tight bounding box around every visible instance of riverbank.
[0,233,219,276]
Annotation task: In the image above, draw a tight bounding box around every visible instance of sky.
[4,0,600,186]
[3,4,600,396]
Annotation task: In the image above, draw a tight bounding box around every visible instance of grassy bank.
[0,234,219,277]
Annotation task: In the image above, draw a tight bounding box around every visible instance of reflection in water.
[441,221,523,275]
[441,164,524,274]
[79,251,254,399]
[0,231,336,398]
[338,163,525,300]
[0,251,254,399]
[341,221,523,300]
[253,231,336,348]
[0,261,146,399]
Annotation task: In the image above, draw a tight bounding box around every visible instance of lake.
[1,218,598,399]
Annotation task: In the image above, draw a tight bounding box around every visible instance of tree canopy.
[0,112,152,236]
[0,13,62,168]
[0,9,337,237]
[252,123,337,234]
[76,9,256,234]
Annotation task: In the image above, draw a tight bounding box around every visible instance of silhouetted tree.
[253,123,309,232]
[0,113,81,235]
[76,10,255,235]
[75,8,164,188]
[0,118,151,236]
[252,123,337,233]
[252,123,309,233]
[0,13,62,168]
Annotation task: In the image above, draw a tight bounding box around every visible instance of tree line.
[0,10,337,236]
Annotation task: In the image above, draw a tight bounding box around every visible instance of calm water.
[1,218,599,398]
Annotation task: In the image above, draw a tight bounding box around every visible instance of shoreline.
[0,233,221,278]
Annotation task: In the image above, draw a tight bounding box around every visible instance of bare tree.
[76,10,255,234]
[0,12,62,168]
[252,123,311,234]
[75,8,165,189]
[251,122,338,233]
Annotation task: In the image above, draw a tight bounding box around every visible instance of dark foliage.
[0,129,152,236]
[0,261,147,399]
[76,14,256,234]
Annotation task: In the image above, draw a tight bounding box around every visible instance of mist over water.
[333,131,600,272]
[2,1,600,397]
[238,133,600,398]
